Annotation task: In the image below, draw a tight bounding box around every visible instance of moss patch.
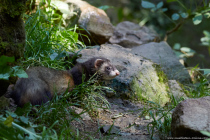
[131,64,170,106]
[0,0,26,18]
[153,64,168,84]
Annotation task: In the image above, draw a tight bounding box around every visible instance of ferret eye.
[106,67,110,70]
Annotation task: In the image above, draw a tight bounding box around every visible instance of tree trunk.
[0,0,26,97]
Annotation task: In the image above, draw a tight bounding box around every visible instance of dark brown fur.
[11,67,74,107]
[10,57,119,107]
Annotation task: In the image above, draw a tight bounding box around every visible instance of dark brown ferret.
[10,57,120,107]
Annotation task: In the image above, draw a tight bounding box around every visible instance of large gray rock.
[171,96,210,137]
[131,41,191,84]
[109,21,160,48]
[65,0,114,45]
[74,44,170,106]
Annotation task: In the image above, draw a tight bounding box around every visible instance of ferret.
[10,57,120,107]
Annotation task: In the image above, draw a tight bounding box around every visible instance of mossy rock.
[131,63,170,106]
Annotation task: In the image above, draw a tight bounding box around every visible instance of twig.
[164,21,183,41]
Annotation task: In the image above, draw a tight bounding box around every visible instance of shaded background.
[84,0,210,68]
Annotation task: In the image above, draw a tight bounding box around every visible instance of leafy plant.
[141,101,173,139]
[141,93,185,139]
[189,75,210,98]
[0,0,111,139]
[141,0,210,40]
[0,112,58,140]
[141,0,210,25]
[141,1,167,12]
[98,5,114,11]
[23,0,85,69]
[33,76,110,138]
[0,56,28,80]
[201,30,210,55]
[173,43,196,59]
[200,131,210,140]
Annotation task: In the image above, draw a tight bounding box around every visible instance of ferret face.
[95,59,120,80]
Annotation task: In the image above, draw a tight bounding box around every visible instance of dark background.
[84,0,210,68]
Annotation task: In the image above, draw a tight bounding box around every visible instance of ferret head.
[94,58,120,80]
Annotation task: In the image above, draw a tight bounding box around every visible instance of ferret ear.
[94,59,104,68]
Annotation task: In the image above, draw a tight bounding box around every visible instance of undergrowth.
[22,0,85,70]
[0,0,108,139]
[143,70,210,139]
[2,0,210,139]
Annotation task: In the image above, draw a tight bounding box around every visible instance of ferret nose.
[116,71,120,76]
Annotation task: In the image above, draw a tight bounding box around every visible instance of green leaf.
[172,13,180,20]
[12,66,28,78]
[3,116,13,127]
[185,52,195,57]
[179,54,186,58]
[193,14,203,25]
[0,73,10,80]
[180,12,188,18]
[98,5,113,10]
[50,52,58,60]
[151,7,157,12]
[0,56,15,66]
[157,1,163,9]
[199,69,210,75]
[203,30,210,36]
[201,37,210,42]
[141,1,155,9]
[204,13,210,18]
[15,103,32,116]
[55,51,68,60]
[180,47,192,53]
[0,66,13,80]
[19,116,29,125]
[162,8,168,12]
[173,43,181,50]
[50,1,70,15]
[174,51,183,57]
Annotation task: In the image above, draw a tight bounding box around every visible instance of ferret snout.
[115,70,120,76]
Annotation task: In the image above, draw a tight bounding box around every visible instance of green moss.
[131,65,170,106]
[153,64,168,84]
[0,41,9,48]
[131,75,147,102]
[0,0,26,17]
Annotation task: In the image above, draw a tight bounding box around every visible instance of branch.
[164,21,183,41]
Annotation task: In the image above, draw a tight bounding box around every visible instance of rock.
[71,106,91,121]
[74,44,170,106]
[168,80,187,100]
[171,96,210,137]
[100,125,121,134]
[109,21,160,48]
[65,0,114,45]
[131,41,191,84]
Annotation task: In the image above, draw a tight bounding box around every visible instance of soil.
[71,98,160,140]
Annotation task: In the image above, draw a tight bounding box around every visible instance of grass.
[0,0,110,139]
[1,0,210,139]
[141,70,210,139]
[22,0,85,70]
